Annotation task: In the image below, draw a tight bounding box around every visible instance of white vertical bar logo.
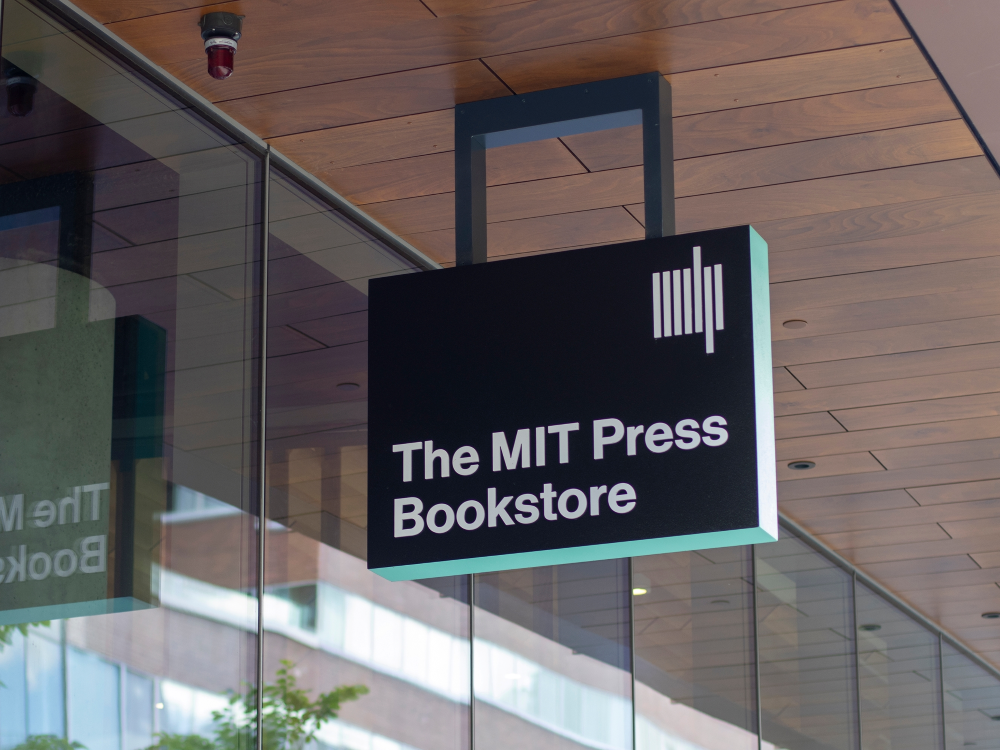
[650,247,724,353]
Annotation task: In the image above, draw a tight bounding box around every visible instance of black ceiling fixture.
[3,62,37,117]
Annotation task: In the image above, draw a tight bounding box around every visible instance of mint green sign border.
[373,227,778,582]
[0,597,154,626]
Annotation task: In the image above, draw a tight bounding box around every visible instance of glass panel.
[943,642,1000,749]
[0,629,28,750]
[472,561,632,750]
[633,547,759,750]
[856,583,941,750]
[0,5,262,750]
[263,170,469,750]
[757,530,859,750]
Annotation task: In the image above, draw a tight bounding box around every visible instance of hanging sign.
[368,226,776,581]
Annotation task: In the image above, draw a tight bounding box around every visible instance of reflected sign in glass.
[368,226,777,580]
[0,190,167,624]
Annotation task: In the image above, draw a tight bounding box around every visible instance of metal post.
[853,570,863,750]
[455,72,674,266]
[255,146,271,750]
[938,632,947,750]
[752,545,762,750]
[629,558,637,750]
[469,573,476,750]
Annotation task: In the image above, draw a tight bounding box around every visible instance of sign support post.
[454,72,675,265]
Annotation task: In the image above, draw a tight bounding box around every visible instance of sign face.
[368,226,776,581]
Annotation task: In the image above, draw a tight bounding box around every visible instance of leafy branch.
[151,660,367,750]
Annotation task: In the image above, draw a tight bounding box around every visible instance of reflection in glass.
[943,642,1000,749]
[633,548,758,750]
[0,3,262,750]
[856,583,941,749]
[473,561,632,750]
[262,171,469,750]
[758,532,859,750]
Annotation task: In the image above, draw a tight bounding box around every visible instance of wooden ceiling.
[71,0,1000,665]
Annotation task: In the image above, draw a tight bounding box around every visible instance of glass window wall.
[3,4,1000,750]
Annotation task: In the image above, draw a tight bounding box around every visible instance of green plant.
[149,660,367,750]
[0,622,50,651]
[11,736,85,750]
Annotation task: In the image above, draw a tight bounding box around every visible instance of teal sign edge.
[0,596,155,626]
[372,227,778,582]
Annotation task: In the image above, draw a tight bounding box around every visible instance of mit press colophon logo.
[652,245,724,353]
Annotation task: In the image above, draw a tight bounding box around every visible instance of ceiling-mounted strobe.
[3,63,37,117]
[453,72,675,266]
[198,12,244,80]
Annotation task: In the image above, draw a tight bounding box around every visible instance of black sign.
[368,226,776,580]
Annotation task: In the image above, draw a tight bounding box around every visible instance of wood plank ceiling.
[73,0,1000,665]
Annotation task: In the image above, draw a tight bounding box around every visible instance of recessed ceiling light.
[982,612,1000,619]
[783,320,807,329]
[788,460,815,470]
[337,382,360,391]
[711,599,729,605]
[859,623,881,632]
[632,587,648,596]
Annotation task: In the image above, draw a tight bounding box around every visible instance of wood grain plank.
[772,252,1000,313]
[144,0,894,101]
[800,497,1000,535]
[770,222,1000,286]
[369,153,996,238]
[790,342,1000,389]
[269,110,453,172]
[779,458,1000,502]
[970,551,1000,569]
[780,489,917,519]
[775,368,1000,417]
[775,412,846,440]
[669,157,999,234]
[773,367,803,393]
[885,567,1000,593]
[485,1,910,94]
[854,554,980,580]
[876,437,1000,471]
[756,190,1000,254]
[817,523,951,550]
[772,289,1000,346]
[80,0,431,26]
[421,0,833,18]
[221,62,508,139]
[404,207,643,265]
[839,532,992,564]
[676,120,979,197]
[321,139,584,205]
[562,80,955,171]
[833,390,1000,431]
[773,315,1000,367]
[908,479,1000,506]
[777,416,1000,461]
[777,451,884,481]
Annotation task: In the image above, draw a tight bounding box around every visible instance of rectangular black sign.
[368,226,776,580]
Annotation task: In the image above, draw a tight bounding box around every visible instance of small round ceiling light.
[199,12,244,80]
[783,320,807,329]
[711,599,730,605]
[788,460,815,471]
[337,382,360,391]
[982,612,1000,620]
[859,623,882,632]
[632,587,648,596]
